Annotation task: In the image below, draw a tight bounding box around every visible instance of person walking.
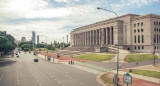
[71,60,72,65]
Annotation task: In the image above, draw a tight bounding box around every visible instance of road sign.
[123,73,132,84]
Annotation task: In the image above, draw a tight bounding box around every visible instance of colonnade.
[73,26,114,46]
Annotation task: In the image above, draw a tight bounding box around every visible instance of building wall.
[70,14,160,53]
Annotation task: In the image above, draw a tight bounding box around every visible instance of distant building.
[21,37,26,42]
[37,35,39,44]
[67,34,68,43]
[32,31,36,45]
[70,14,160,53]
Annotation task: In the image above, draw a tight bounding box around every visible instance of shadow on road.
[0,59,17,67]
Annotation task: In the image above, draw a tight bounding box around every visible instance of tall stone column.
[88,31,90,46]
[85,32,86,46]
[95,30,97,45]
[99,29,101,46]
[106,28,108,45]
[93,30,95,45]
[101,28,104,46]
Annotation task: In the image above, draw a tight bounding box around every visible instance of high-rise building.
[37,35,39,44]
[32,31,36,45]
[67,34,68,43]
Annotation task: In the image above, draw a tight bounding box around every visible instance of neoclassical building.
[70,14,160,53]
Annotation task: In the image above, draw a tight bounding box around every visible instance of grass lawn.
[75,54,114,61]
[130,69,160,79]
[0,58,2,61]
[124,54,158,62]
[100,73,114,86]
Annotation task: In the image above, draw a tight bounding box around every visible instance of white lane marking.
[58,81,61,84]
[80,82,83,85]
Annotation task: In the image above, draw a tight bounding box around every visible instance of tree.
[0,35,17,54]
[18,42,33,51]
[21,44,30,51]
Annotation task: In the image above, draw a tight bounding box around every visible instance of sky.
[0,0,160,43]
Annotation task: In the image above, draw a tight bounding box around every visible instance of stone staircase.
[64,46,95,52]
[108,47,130,63]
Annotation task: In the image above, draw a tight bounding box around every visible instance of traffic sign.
[123,73,132,84]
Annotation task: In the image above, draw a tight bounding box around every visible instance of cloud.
[54,0,79,3]
[0,0,159,43]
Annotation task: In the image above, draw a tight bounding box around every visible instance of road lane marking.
[80,82,83,85]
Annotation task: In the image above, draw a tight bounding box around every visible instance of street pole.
[154,38,155,65]
[97,7,119,85]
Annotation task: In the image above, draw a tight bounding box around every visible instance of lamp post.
[97,7,119,85]
[146,35,156,65]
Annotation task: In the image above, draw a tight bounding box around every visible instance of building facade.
[70,14,160,53]
[32,31,36,45]
[21,37,26,42]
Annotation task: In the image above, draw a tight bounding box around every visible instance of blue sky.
[0,0,160,43]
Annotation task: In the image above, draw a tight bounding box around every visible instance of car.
[34,58,38,62]
[16,54,19,58]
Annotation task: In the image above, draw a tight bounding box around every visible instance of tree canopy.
[0,31,17,54]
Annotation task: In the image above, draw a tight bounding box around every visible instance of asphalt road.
[0,52,102,86]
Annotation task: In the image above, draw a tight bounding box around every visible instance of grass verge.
[100,73,114,86]
[125,54,158,62]
[130,69,160,79]
[75,54,114,61]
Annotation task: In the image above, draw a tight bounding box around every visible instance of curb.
[96,72,108,86]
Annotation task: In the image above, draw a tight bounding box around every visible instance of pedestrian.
[72,61,74,65]
[71,60,72,65]
[136,62,138,65]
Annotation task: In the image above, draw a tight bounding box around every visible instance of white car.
[16,54,19,58]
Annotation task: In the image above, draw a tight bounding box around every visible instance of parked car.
[16,54,19,58]
[34,58,38,62]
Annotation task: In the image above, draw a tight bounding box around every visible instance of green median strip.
[77,62,111,71]
[125,54,158,62]
[130,69,160,79]
[75,53,115,61]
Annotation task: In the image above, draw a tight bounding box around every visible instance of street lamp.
[146,35,156,65]
[97,7,119,85]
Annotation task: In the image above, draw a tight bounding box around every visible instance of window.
[135,35,136,43]
[159,22,160,25]
[138,46,140,49]
[134,24,136,27]
[157,35,158,43]
[138,23,139,26]
[141,22,143,26]
[159,29,160,32]
[141,29,143,32]
[154,28,156,31]
[157,28,158,32]
[142,46,144,49]
[157,46,158,49]
[134,30,136,33]
[138,35,140,43]
[154,22,156,25]
[155,46,156,49]
[135,46,136,49]
[138,29,140,32]
[142,35,144,43]
[157,22,158,25]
